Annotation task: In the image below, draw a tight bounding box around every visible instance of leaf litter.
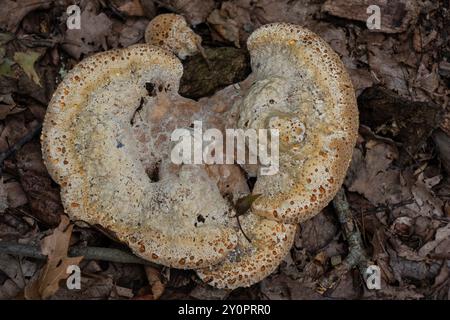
[0,0,448,300]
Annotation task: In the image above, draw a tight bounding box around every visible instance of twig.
[317,188,371,295]
[0,124,42,173]
[362,199,414,214]
[0,242,156,266]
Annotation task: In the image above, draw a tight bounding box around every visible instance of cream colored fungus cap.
[238,23,359,224]
[41,44,238,269]
[196,213,297,289]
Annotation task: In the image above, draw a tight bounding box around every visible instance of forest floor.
[0,0,449,300]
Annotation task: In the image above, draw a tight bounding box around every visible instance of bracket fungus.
[42,20,358,290]
[240,24,359,225]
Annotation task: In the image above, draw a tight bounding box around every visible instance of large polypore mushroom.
[195,24,358,288]
[240,24,359,225]
[41,21,358,290]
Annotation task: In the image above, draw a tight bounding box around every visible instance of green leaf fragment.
[13,51,42,86]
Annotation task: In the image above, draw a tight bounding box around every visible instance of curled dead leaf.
[144,266,165,300]
[24,216,83,299]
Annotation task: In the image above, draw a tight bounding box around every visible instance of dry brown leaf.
[189,284,229,300]
[207,8,241,47]
[367,45,410,97]
[113,285,134,298]
[157,0,215,25]
[0,0,52,32]
[410,173,444,218]
[4,180,28,209]
[252,0,321,26]
[0,94,26,120]
[414,63,440,95]
[296,210,337,253]
[51,275,115,300]
[346,141,406,205]
[144,266,165,300]
[118,19,149,47]
[418,223,450,257]
[0,279,22,299]
[0,115,29,153]
[260,273,323,300]
[63,2,113,59]
[118,0,145,17]
[24,216,83,300]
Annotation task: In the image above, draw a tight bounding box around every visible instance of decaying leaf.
[358,86,442,158]
[157,0,215,25]
[16,142,64,226]
[24,216,83,300]
[144,266,165,300]
[0,0,52,32]
[50,274,115,300]
[4,180,28,209]
[13,51,42,86]
[207,7,242,47]
[63,2,113,59]
[118,0,145,17]
[0,57,15,78]
[346,141,404,205]
[322,0,420,34]
[296,210,337,253]
[418,223,450,258]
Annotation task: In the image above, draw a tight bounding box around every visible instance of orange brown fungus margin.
[41,22,357,290]
[41,45,239,270]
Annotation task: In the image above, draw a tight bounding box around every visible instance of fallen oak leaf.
[144,266,165,300]
[118,0,145,17]
[62,2,113,59]
[13,51,42,86]
[24,216,83,300]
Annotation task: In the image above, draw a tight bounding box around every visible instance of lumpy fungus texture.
[42,22,358,289]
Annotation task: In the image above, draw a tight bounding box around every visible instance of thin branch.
[0,242,157,266]
[0,124,42,172]
[317,188,371,295]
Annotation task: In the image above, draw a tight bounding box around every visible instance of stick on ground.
[0,241,157,266]
[317,188,371,294]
